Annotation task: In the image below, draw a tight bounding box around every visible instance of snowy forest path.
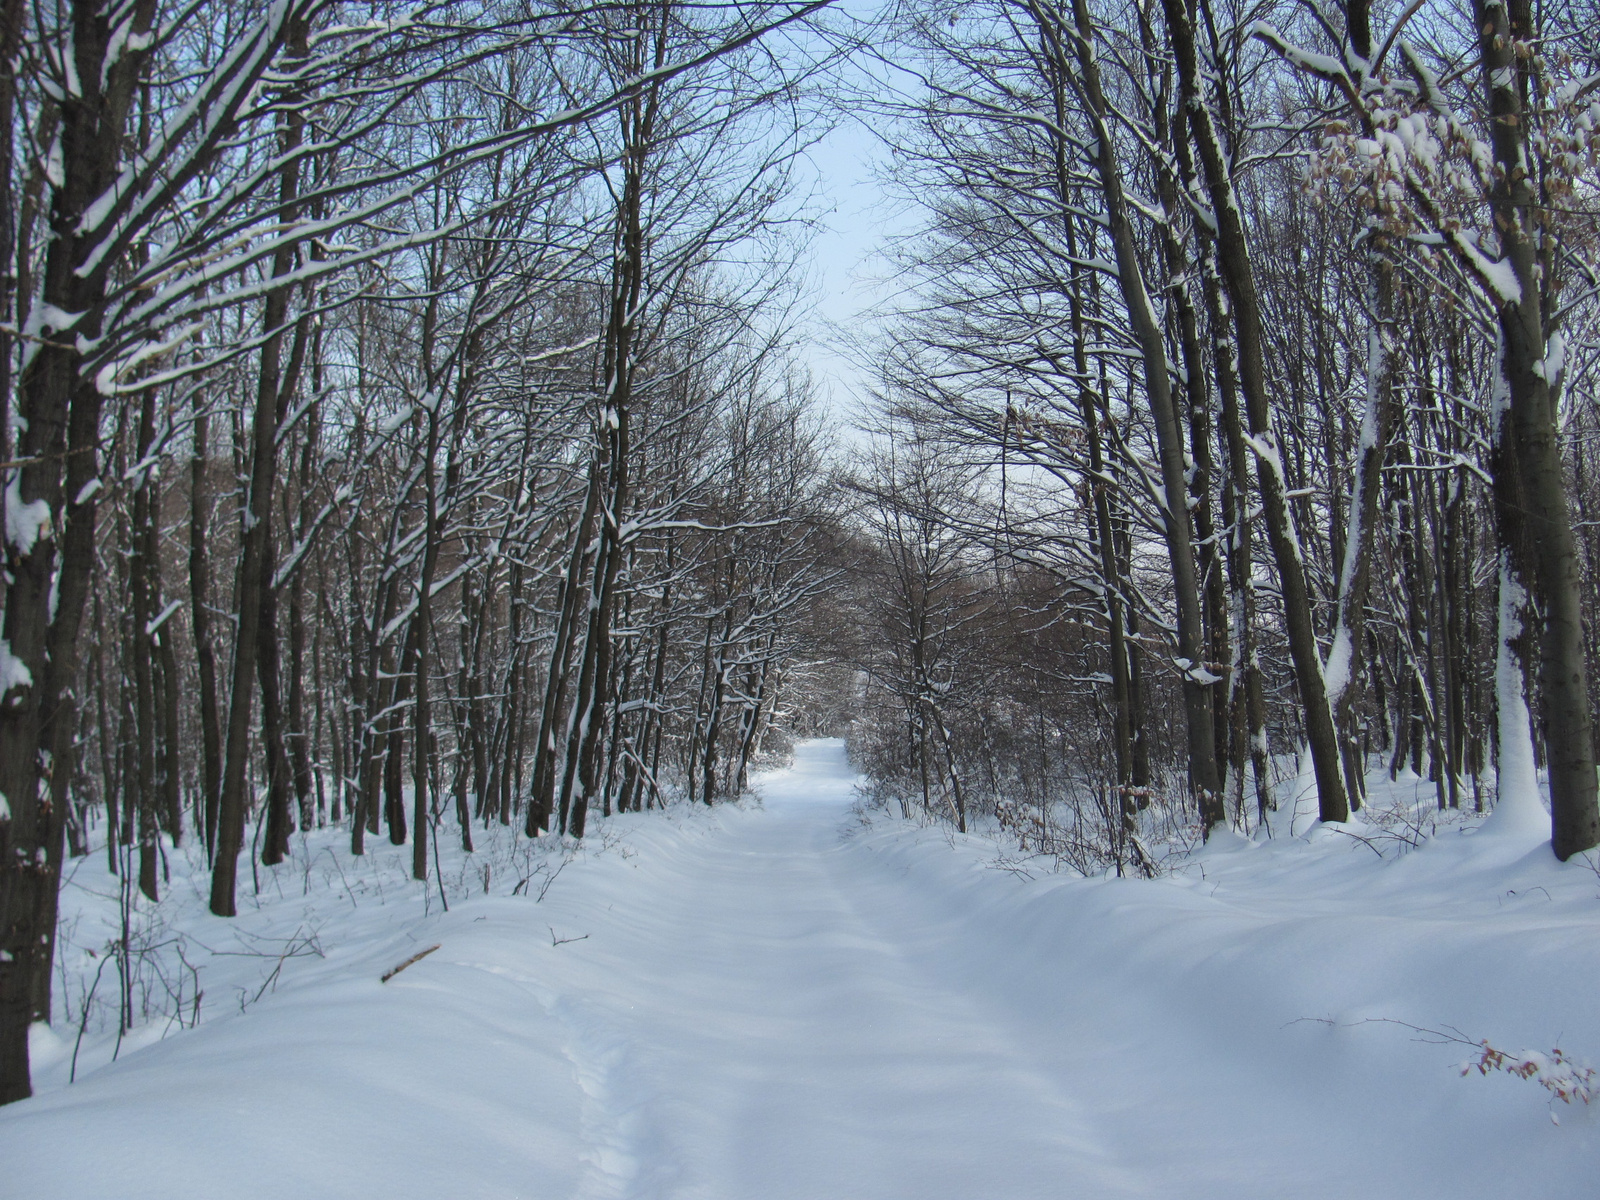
[7,739,1600,1199]
[545,738,1136,1199]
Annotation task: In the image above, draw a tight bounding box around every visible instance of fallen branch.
[381,944,441,983]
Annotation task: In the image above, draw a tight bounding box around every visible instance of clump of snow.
[5,474,53,555]
[0,639,32,698]
[378,406,413,435]
[1323,627,1353,701]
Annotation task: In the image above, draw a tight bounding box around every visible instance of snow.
[1458,238,1523,306]
[144,600,183,637]
[44,134,64,189]
[1322,627,1353,700]
[379,406,414,435]
[1539,330,1566,387]
[1175,656,1224,685]
[93,322,205,396]
[5,474,53,555]
[33,304,84,333]
[1248,22,1350,88]
[1486,558,1549,839]
[1325,320,1387,706]
[0,638,32,698]
[3,740,1598,1197]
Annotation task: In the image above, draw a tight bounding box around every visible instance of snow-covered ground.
[4,739,1599,1198]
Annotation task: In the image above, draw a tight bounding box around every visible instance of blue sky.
[789,20,919,440]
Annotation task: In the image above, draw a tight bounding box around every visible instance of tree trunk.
[212,74,306,915]
[1474,0,1597,858]
[528,473,601,836]
[258,564,295,866]
[1063,0,1224,828]
[1164,0,1348,822]
[0,0,159,1103]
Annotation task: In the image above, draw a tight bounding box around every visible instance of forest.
[1,0,1598,1142]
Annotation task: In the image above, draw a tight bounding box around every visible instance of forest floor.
[4,739,1600,1198]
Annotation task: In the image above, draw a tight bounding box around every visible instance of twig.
[1285,1015,1596,1112]
[984,855,1038,881]
[1500,886,1552,906]
[549,926,589,947]
[537,850,573,902]
[430,811,449,913]
[71,951,114,1084]
[323,846,358,910]
[1327,826,1386,857]
[381,944,441,983]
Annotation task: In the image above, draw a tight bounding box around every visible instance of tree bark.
[211,52,307,914]
[1475,0,1597,858]
[0,0,158,1104]
[1164,0,1348,822]
[1061,0,1224,828]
